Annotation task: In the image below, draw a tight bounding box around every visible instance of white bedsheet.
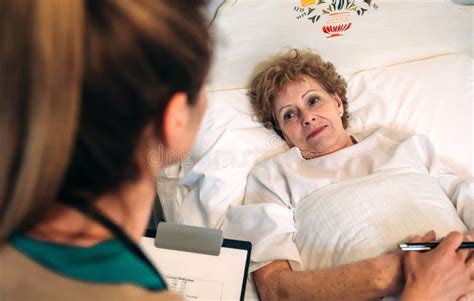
[224,128,471,272]
[209,0,473,90]
[158,54,473,232]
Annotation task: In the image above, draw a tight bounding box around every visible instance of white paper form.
[140,237,248,300]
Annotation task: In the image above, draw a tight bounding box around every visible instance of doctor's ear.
[161,92,190,149]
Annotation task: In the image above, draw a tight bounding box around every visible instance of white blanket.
[224,128,472,274]
[294,171,467,270]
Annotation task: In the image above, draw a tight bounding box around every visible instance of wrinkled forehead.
[273,76,327,108]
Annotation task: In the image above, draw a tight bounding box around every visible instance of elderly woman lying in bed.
[223,50,474,300]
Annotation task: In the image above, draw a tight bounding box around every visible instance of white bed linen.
[223,127,471,273]
[346,54,474,179]
[209,0,473,90]
[158,54,473,231]
[157,90,288,228]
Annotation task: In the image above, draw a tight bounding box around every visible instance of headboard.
[208,0,473,90]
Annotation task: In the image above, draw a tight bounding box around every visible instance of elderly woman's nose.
[303,114,316,126]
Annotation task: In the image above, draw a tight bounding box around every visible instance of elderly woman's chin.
[299,142,333,160]
[298,133,351,159]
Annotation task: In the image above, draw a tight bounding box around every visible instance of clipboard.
[140,223,252,301]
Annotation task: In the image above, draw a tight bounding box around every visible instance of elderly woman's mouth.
[306,125,327,140]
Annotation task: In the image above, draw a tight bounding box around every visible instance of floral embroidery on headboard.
[294,0,378,38]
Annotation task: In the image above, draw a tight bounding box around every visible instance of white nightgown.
[224,127,473,274]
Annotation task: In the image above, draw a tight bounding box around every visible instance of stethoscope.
[62,195,167,289]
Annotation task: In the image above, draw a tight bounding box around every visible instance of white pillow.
[206,0,225,23]
[347,54,473,178]
[208,0,473,90]
[158,89,288,228]
[158,54,473,229]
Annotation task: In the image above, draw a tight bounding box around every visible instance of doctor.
[0,1,470,300]
[0,0,209,299]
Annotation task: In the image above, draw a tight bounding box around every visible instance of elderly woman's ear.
[332,93,344,116]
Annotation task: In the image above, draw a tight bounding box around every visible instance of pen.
[398,242,474,251]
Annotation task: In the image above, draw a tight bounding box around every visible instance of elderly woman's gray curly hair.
[248,49,350,138]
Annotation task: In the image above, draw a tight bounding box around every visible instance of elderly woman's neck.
[301,134,356,160]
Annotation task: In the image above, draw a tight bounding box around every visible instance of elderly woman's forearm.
[255,253,403,301]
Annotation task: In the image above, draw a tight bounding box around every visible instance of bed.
[156,0,473,299]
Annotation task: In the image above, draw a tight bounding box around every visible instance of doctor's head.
[0,0,211,241]
[249,49,352,159]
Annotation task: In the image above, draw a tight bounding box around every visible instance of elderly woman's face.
[273,76,352,159]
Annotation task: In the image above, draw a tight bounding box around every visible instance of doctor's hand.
[459,230,474,301]
[400,231,474,301]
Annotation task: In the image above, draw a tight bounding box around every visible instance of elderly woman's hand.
[400,231,474,301]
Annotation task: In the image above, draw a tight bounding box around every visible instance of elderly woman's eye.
[309,96,320,105]
[283,112,294,121]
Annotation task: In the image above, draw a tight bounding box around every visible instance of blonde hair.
[0,0,84,243]
[248,49,349,138]
[0,0,211,243]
